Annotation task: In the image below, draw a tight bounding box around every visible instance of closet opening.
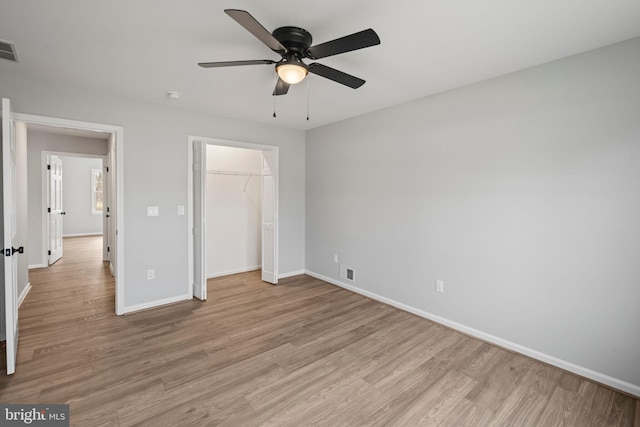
[188,136,278,301]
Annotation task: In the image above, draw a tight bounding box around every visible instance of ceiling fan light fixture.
[276,61,308,85]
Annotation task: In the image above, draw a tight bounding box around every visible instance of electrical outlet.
[435,279,444,293]
[147,269,155,280]
[178,205,185,215]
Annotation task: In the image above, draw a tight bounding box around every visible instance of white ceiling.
[1,0,640,130]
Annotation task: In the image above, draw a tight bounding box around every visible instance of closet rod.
[207,169,258,177]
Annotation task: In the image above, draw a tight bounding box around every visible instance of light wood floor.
[1,236,638,426]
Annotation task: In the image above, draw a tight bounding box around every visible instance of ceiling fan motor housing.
[272,26,313,55]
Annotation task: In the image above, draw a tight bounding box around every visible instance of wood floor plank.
[492,362,564,426]
[0,236,637,426]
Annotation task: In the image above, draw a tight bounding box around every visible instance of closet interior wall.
[205,145,262,278]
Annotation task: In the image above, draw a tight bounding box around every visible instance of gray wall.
[0,71,306,310]
[306,37,640,391]
[61,156,104,237]
[26,130,108,267]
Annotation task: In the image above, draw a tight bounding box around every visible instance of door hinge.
[48,207,51,213]
[106,166,110,172]
[107,246,110,253]
[47,164,51,170]
[48,250,51,256]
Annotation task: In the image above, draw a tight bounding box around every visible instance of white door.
[261,150,277,284]
[48,155,63,265]
[107,136,117,276]
[192,140,206,300]
[2,98,19,375]
[104,153,111,263]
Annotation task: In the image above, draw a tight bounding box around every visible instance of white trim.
[304,270,640,398]
[187,139,194,298]
[122,294,191,314]
[279,270,305,279]
[28,263,47,270]
[207,266,261,279]
[17,283,32,308]
[15,113,125,316]
[62,232,104,237]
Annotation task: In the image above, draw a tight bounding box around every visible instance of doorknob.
[4,247,24,256]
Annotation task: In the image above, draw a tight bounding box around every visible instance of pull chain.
[306,78,310,121]
[273,75,279,118]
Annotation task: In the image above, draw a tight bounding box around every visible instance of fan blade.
[307,29,380,60]
[308,63,365,89]
[198,59,276,68]
[225,9,287,53]
[273,78,290,96]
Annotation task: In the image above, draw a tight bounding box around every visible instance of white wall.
[61,156,104,237]
[0,70,306,310]
[306,37,640,395]
[206,145,262,277]
[26,130,108,267]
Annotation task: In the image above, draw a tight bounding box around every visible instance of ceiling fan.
[198,9,381,96]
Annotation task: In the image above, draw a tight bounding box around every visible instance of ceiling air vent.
[0,40,19,63]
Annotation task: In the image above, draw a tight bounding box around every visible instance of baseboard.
[279,270,305,279]
[304,270,640,398]
[207,266,261,279]
[122,294,191,314]
[28,263,47,270]
[18,283,32,308]
[63,232,104,237]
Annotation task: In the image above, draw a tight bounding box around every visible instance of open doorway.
[188,136,279,300]
[14,112,124,315]
[2,100,124,375]
[26,127,108,269]
[42,153,105,267]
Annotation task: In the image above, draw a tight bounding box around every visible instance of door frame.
[40,152,107,266]
[187,136,279,298]
[15,112,125,315]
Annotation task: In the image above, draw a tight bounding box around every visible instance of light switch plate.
[147,206,159,217]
